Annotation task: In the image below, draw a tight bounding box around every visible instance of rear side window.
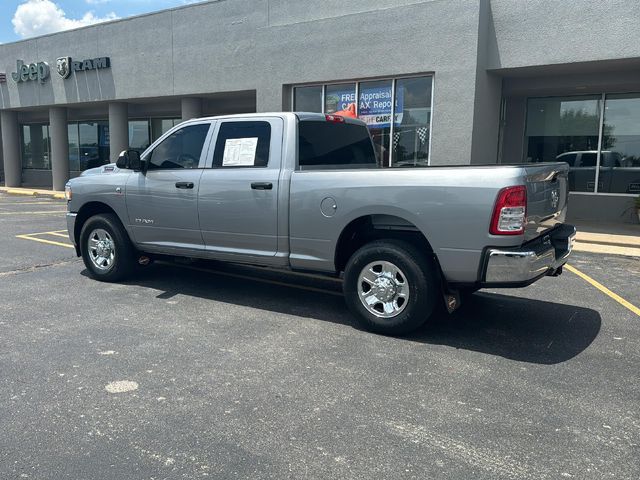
[147,124,210,170]
[213,121,271,168]
[298,121,378,170]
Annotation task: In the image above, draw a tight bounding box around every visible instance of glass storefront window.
[525,96,601,192]
[78,121,110,171]
[150,118,180,142]
[292,76,433,168]
[392,76,432,167]
[294,86,323,113]
[129,120,151,152]
[325,83,356,115]
[21,124,51,170]
[68,124,80,171]
[358,80,393,167]
[600,94,640,194]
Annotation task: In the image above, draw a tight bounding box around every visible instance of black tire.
[343,239,439,335]
[80,213,136,282]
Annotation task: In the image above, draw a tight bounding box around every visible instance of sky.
[0,0,204,44]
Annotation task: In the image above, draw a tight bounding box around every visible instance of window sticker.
[222,137,258,166]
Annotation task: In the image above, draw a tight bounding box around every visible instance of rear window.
[298,120,378,170]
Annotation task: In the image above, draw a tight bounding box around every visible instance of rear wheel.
[80,213,135,282]
[343,240,439,335]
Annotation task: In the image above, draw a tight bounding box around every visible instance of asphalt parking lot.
[0,193,639,479]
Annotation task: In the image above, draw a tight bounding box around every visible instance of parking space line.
[15,234,74,249]
[44,231,70,238]
[566,264,640,317]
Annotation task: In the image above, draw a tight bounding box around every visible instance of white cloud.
[12,0,118,39]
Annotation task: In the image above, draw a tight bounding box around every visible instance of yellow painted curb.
[1,187,66,199]
[6,189,38,196]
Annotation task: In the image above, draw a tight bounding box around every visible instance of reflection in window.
[600,94,640,194]
[525,96,601,192]
[392,76,432,167]
[294,86,323,113]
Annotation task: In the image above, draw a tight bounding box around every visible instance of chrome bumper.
[66,212,77,246]
[482,225,576,286]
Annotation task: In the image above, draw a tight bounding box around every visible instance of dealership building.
[0,0,639,224]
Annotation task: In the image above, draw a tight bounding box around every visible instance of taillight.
[325,114,345,123]
[490,185,527,235]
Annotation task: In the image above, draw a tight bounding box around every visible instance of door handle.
[175,181,194,189]
[251,182,273,190]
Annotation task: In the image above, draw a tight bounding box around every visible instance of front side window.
[298,121,377,170]
[147,124,210,170]
[212,121,271,168]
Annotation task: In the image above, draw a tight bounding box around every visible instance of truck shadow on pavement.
[416,293,601,365]
[107,261,601,366]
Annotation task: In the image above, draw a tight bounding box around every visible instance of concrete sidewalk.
[0,186,65,199]
[574,221,640,257]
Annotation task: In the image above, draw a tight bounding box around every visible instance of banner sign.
[325,85,404,127]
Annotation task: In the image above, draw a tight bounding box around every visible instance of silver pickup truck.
[65,112,575,335]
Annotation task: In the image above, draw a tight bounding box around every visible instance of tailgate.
[523,162,569,242]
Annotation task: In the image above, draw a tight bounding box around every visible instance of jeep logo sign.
[56,56,111,78]
[11,60,50,84]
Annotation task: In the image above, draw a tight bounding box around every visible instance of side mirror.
[116,149,142,170]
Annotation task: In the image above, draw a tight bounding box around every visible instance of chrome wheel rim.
[88,228,115,271]
[357,261,410,318]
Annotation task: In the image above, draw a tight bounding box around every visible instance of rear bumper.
[481,224,576,287]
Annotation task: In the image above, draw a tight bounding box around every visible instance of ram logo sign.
[56,56,71,79]
[56,56,111,78]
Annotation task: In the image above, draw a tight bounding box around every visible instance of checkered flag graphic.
[393,131,401,150]
[416,127,429,145]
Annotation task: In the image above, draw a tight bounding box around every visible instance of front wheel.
[80,213,136,282]
[343,240,439,335]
